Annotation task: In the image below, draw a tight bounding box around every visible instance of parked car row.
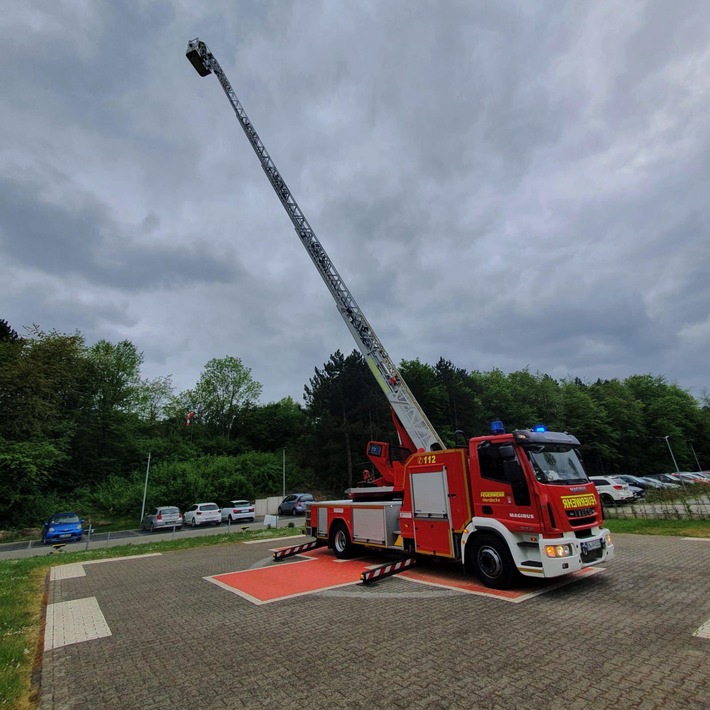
[143,501,257,529]
[588,471,710,508]
[645,471,710,486]
[138,493,313,533]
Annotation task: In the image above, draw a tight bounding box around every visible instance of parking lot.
[40,533,710,709]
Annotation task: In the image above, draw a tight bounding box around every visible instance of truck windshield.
[527,446,588,485]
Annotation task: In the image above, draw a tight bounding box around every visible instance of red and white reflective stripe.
[272,540,322,560]
[360,557,415,584]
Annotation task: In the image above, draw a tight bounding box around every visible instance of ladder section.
[186,39,443,452]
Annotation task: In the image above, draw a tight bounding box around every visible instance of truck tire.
[330,521,354,559]
[472,533,518,590]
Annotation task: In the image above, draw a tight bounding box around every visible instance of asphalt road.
[0,516,303,560]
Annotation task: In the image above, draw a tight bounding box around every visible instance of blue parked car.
[41,512,84,544]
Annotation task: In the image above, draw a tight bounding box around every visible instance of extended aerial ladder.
[186,38,444,454]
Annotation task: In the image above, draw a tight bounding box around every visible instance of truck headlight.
[544,544,573,558]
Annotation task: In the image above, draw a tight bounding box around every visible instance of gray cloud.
[2,1,708,404]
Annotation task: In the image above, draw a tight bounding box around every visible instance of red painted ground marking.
[206,547,374,604]
[206,546,604,605]
[399,565,602,603]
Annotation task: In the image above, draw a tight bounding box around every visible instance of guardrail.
[601,484,710,520]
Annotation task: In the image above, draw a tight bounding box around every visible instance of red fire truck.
[309,422,613,588]
[186,39,614,588]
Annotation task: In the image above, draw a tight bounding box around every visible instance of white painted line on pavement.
[49,552,162,581]
[243,535,307,545]
[83,552,162,565]
[693,618,710,640]
[44,597,111,650]
[50,563,86,580]
[683,537,710,542]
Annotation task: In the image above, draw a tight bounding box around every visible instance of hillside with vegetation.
[1,318,708,529]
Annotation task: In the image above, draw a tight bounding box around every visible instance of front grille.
[568,515,598,527]
[566,507,598,527]
[567,507,596,518]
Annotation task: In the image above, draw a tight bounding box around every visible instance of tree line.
[1,319,708,528]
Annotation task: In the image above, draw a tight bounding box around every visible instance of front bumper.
[44,531,82,543]
[519,530,614,579]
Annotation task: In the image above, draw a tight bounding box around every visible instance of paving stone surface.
[39,534,710,709]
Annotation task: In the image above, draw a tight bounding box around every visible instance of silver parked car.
[141,506,183,532]
[278,493,314,516]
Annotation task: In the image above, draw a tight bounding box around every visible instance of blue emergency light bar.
[490,420,505,434]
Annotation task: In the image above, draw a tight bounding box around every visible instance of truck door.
[409,462,455,557]
[475,442,542,532]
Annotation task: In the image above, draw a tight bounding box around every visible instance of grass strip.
[604,517,710,537]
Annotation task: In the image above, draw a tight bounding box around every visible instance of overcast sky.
[2,1,708,406]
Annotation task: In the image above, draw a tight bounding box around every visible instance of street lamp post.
[662,435,680,473]
[282,448,286,498]
[689,443,702,471]
[140,452,152,524]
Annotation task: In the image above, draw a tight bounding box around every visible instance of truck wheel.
[472,534,518,590]
[330,522,354,559]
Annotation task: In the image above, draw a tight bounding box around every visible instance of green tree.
[589,378,645,473]
[135,375,174,424]
[434,358,480,442]
[70,340,147,484]
[622,374,708,473]
[0,319,21,343]
[237,397,307,452]
[558,381,614,473]
[192,356,262,437]
[0,328,92,523]
[304,350,390,490]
